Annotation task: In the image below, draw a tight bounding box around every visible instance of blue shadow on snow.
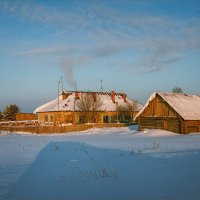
[5,141,200,200]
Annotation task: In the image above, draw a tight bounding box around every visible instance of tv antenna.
[100,80,103,92]
[60,76,63,92]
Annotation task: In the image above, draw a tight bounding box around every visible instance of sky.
[0,0,200,112]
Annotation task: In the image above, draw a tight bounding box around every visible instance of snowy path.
[0,127,200,200]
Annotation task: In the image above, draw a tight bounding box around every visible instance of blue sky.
[0,0,200,112]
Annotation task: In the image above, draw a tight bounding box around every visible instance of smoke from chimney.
[61,61,76,89]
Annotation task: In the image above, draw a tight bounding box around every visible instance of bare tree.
[76,93,103,123]
[118,100,138,123]
[127,100,138,122]
[172,87,183,93]
[118,104,129,122]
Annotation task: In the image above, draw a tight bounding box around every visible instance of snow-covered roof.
[34,91,143,113]
[135,92,200,120]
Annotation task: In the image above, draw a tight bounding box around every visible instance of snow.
[135,129,179,137]
[34,91,142,113]
[0,127,200,199]
[159,92,200,120]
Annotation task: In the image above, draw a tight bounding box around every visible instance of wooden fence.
[0,123,126,134]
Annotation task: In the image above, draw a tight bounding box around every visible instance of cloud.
[103,17,200,71]
[137,53,184,73]
[1,0,200,84]
[15,46,72,56]
[0,0,87,32]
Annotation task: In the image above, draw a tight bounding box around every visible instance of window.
[44,115,48,122]
[66,116,72,123]
[79,116,84,123]
[125,115,130,121]
[50,115,54,122]
[44,115,49,124]
[103,116,109,123]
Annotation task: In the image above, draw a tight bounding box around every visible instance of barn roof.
[34,91,143,113]
[135,92,200,121]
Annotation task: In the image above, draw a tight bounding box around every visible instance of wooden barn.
[34,91,142,125]
[15,113,37,121]
[135,92,200,134]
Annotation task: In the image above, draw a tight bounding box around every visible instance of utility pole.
[57,80,60,111]
[73,81,77,124]
[116,102,119,123]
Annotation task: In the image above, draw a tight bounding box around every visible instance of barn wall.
[166,118,181,133]
[139,117,181,133]
[138,117,200,134]
[138,94,182,133]
[141,94,177,117]
[184,120,200,134]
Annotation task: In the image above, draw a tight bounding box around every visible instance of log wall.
[139,117,181,133]
[184,120,200,134]
[37,110,138,125]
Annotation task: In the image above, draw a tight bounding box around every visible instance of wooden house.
[34,91,142,125]
[135,92,200,134]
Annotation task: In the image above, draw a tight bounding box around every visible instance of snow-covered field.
[0,126,200,200]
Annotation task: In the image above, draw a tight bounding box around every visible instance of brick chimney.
[75,91,80,100]
[111,91,115,103]
[61,91,68,100]
[122,93,127,103]
[93,92,97,102]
